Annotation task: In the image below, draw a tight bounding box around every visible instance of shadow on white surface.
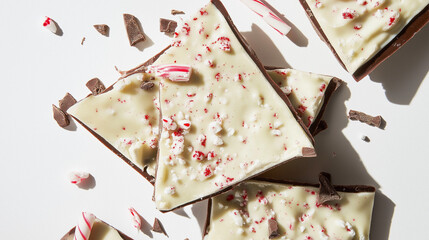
[191,199,209,237]
[370,190,395,240]
[64,118,77,131]
[370,26,429,105]
[173,207,190,218]
[139,215,153,238]
[134,34,154,52]
[77,174,96,190]
[241,24,291,68]
[259,0,309,47]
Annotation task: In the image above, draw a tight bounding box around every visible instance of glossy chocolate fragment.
[93,24,109,36]
[123,14,146,46]
[349,110,382,128]
[152,218,168,237]
[53,104,70,128]
[160,18,178,34]
[59,92,77,112]
[171,9,185,15]
[268,219,280,239]
[86,78,106,96]
[318,172,341,204]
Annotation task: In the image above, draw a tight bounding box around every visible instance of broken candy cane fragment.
[149,64,192,82]
[68,171,90,185]
[74,212,96,240]
[178,119,192,130]
[318,172,341,204]
[128,207,142,230]
[42,16,58,34]
[240,0,291,35]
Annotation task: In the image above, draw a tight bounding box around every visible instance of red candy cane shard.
[149,64,192,82]
[42,16,58,34]
[69,171,90,185]
[128,207,142,230]
[240,0,291,36]
[74,212,95,240]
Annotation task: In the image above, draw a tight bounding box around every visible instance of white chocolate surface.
[205,180,375,240]
[67,73,160,176]
[153,2,314,211]
[89,220,124,240]
[267,69,333,128]
[305,0,429,73]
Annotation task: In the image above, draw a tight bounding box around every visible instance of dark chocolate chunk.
[171,9,185,15]
[59,93,77,112]
[348,110,382,128]
[93,24,109,36]
[52,104,70,128]
[318,172,341,204]
[141,81,154,90]
[86,78,106,96]
[123,14,145,46]
[160,18,178,35]
[152,218,168,237]
[312,120,328,136]
[268,219,280,239]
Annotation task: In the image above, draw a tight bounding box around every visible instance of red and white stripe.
[42,16,58,34]
[74,212,95,240]
[149,64,192,82]
[69,171,89,185]
[128,207,142,230]
[240,0,291,35]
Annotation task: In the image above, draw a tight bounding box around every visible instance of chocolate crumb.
[93,24,109,36]
[361,135,370,142]
[160,18,178,35]
[152,218,168,237]
[348,110,382,128]
[123,14,145,46]
[53,104,70,128]
[171,9,185,15]
[318,172,341,204]
[141,81,154,90]
[81,37,86,45]
[268,219,280,239]
[59,93,77,112]
[86,78,106,96]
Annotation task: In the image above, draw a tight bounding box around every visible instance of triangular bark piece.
[153,0,315,212]
[318,172,341,204]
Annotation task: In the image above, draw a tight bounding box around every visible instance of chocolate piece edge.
[318,172,341,204]
[60,219,133,240]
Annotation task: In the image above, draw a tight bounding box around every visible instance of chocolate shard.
[348,110,382,128]
[171,9,185,15]
[312,120,328,136]
[152,218,168,237]
[123,14,146,46]
[140,81,154,90]
[318,172,341,204]
[93,24,109,36]
[86,78,106,96]
[268,219,280,239]
[52,104,70,128]
[160,18,178,35]
[81,37,85,45]
[59,93,77,112]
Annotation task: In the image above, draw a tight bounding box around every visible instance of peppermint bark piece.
[153,0,315,212]
[204,179,375,240]
[266,68,343,134]
[67,73,160,182]
[61,216,132,240]
[300,0,429,81]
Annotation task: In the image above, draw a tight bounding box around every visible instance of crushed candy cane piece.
[164,186,176,195]
[192,150,205,161]
[162,117,177,130]
[42,16,58,34]
[178,119,192,129]
[69,171,89,185]
[240,0,291,35]
[74,212,95,240]
[128,207,142,230]
[149,64,192,82]
[342,8,358,20]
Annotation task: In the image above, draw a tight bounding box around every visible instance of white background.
[0,0,428,239]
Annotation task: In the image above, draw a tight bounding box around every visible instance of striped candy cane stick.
[148,64,192,82]
[240,0,291,35]
[74,212,96,240]
[128,207,142,230]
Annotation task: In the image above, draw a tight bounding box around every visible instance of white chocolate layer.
[153,2,314,211]
[68,73,159,176]
[305,0,429,73]
[267,69,333,128]
[205,180,375,240]
[89,220,124,240]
